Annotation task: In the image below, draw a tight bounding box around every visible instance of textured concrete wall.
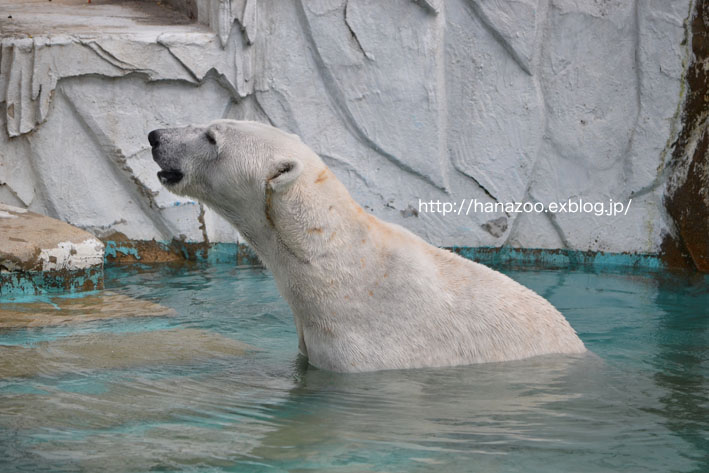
[0,0,698,256]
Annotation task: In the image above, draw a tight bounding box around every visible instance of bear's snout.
[148,129,163,148]
[148,128,184,186]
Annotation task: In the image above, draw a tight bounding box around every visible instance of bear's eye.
[206,131,217,145]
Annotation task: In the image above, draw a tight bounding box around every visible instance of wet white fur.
[160,120,587,372]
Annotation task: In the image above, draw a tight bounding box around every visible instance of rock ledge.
[0,204,104,297]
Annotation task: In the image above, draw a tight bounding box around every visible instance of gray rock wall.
[0,0,696,255]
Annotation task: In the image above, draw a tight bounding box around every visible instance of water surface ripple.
[1,264,707,472]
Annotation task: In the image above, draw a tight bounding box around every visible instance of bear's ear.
[206,128,218,146]
[267,157,303,192]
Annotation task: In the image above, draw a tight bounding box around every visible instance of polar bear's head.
[149,120,314,219]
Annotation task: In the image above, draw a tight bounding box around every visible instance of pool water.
[1,263,707,472]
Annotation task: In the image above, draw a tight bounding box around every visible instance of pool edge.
[102,239,671,273]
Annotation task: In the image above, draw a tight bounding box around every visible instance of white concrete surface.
[0,0,693,254]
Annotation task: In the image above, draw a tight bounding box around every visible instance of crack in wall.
[0,182,26,206]
[628,1,691,201]
[23,137,56,217]
[84,42,141,73]
[59,84,175,240]
[411,0,440,15]
[434,0,450,192]
[455,168,500,203]
[544,210,572,251]
[157,43,202,83]
[240,0,259,45]
[321,153,373,190]
[462,0,533,76]
[343,1,373,60]
[621,0,644,189]
[294,0,445,191]
[252,94,276,126]
[508,0,551,250]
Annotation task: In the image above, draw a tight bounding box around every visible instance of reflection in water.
[0,291,174,329]
[0,265,706,472]
[651,274,709,473]
[0,328,252,378]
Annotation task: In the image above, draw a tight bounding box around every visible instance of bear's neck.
[263,171,368,267]
[214,167,369,274]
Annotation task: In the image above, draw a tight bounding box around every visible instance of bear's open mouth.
[157,170,184,185]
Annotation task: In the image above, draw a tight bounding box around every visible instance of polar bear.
[149,120,586,372]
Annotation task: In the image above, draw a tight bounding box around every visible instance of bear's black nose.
[148,129,162,148]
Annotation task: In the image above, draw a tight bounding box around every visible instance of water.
[1,263,707,472]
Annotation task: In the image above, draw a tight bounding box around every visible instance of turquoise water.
[1,264,707,472]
